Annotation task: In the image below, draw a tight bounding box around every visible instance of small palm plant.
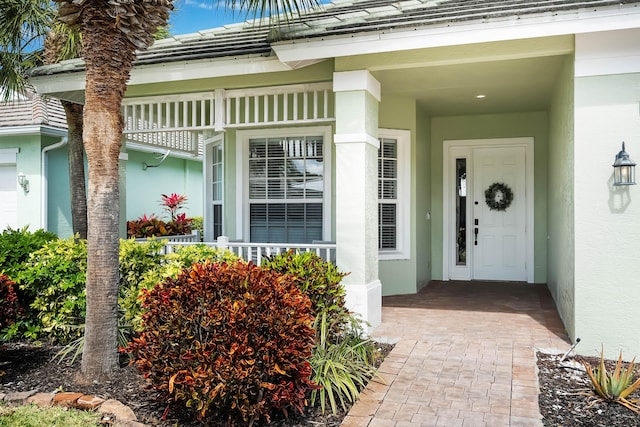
[581,348,640,413]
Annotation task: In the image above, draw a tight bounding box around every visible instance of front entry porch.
[345,281,570,426]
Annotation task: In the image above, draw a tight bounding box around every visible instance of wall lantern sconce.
[17,172,29,193]
[613,142,636,186]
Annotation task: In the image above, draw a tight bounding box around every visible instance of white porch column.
[333,70,381,328]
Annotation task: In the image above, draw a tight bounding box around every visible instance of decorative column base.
[344,280,382,331]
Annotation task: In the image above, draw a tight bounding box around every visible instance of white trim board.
[273,7,640,64]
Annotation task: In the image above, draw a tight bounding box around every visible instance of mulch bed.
[0,342,391,426]
[537,352,640,427]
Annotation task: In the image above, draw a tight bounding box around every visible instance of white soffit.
[272,7,640,64]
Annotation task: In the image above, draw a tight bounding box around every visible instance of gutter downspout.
[41,137,68,231]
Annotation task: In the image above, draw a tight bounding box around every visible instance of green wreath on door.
[484,182,514,211]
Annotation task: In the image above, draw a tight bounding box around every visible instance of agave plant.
[581,348,640,413]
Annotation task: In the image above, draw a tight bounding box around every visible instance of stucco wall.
[0,134,46,232]
[547,55,575,341]
[430,112,549,282]
[574,72,640,359]
[46,144,74,237]
[415,104,432,291]
[573,29,640,359]
[125,150,203,221]
[378,96,419,296]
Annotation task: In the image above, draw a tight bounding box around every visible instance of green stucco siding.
[415,105,432,291]
[125,149,203,222]
[0,134,45,232]
[547,55,575,341]
[378,96,422,296]
[46,145,73,237]
[574,72,640,359]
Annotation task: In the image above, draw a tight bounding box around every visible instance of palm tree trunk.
[80,5,135,377]
[61,100,87,239]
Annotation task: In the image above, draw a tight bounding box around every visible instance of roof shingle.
[29,0,640,76]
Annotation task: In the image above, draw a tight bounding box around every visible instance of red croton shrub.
[127,193,193,238]
[123,260,317,425]
[126,213,193,238]
[0,274,21,330]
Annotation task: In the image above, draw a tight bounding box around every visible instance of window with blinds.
[378,138,398,250]
[248,136,324,243]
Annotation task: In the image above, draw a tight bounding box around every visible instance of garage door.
[0,164,17,231]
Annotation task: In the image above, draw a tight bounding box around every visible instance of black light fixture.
[613,142,636,186]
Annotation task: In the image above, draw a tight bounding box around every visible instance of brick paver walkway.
[342,281,570,427]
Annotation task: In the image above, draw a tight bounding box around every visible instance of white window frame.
[378,129,410,261]
[236,126,332,242]
[203,134,225,242]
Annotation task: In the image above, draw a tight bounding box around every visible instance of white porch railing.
[224,83,334,128]
[134,230,201,243]
[162,236,336,266]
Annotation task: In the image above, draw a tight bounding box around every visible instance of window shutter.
[378,138,398,250]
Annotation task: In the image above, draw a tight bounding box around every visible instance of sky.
[168,1,248,35]
[168,0,330,36]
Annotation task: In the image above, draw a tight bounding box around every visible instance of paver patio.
[342,281,570,427]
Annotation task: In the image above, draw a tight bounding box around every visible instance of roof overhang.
[272,4,640,66]
[30,54,298,103]
[0,125,67,137]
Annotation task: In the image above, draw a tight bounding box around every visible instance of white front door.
[0,164,18,231]
[472,146,527,281]
[444,138,533,282]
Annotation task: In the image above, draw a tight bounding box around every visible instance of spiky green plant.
[581,348,640,413]
[309,312,380,415]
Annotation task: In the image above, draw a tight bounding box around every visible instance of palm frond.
[224,0,319,27]
[0,0,53,51]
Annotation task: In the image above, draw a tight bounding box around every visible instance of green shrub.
[166,243,239,267]
[118,238,166,333]
[16,238,87,343]
[0,275,21,332]
[120,242,239,333]
[190,216,204,240]
[0,226,57,281]
[119,238,166,289]
[263,250,348,320]
[309,312,380,415]
[124,260,317,425]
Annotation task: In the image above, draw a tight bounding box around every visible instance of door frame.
[442,137,535,283]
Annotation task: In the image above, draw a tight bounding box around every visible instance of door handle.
[474,227,479,245]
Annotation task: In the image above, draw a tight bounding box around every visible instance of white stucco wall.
[574,29,640,359]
